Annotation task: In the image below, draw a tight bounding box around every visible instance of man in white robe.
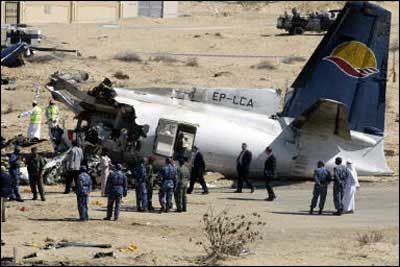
[343,160,360,213]
[18,101,42,140]
[100,151,112,197]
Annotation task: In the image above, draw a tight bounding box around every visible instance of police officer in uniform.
[8,146,24,202]
[175,157,190,212]
[75,166,92,221]
[133,158,148,212]
[145,156,156,211]
[309,161,331,215]
[26,147,46,201]
[333,157,349,216]
[104,164,128,221]
[158,158,177,213]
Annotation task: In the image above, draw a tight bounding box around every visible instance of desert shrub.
[186,57,199,67]
[114,51,142,62]
[195,208,266,264]
[113,71,130,80]
[281,56,306,64]
[251,60,277,70]
[356,230,384,246]
[390,39,399,52]
[149,54,179,63]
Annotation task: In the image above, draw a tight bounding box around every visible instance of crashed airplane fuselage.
[47,2,392,178]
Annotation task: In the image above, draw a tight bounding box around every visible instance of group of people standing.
[310,157,360,216]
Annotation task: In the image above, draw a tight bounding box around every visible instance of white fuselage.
[113,88,392,178]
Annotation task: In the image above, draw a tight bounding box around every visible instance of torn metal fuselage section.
[46,72,147,163]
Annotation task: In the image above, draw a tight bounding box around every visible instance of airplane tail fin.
[282,1,391,136]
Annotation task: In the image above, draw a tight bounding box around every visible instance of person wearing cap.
[18,101,42,140]
[333,157,349,216]
[264,146,277,201]
[235,143,254,193]
[175,157,190,212]
[158,158,177,213]
[1,166,14,222]
[100,150,112,197]
[133,158,148,212]
[8,146,23,202]
[343,160,360,214]
[26,147,46,201]
[187,146,208,195]
[75,165,92,221]
[309,161,331,215]
[104,163,128,221]
[45,99,60,141]
[145,156,156,211]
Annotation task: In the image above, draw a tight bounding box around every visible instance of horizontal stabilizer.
[291,99,351,140]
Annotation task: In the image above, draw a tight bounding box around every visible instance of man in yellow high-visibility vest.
[18,101,42,140]
[45,99,59,140]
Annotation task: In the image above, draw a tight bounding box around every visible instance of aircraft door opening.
[153,119,197,158]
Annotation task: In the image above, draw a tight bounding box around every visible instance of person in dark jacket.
[187,146,208,194]
[133,158,148,212]
[26,147,46,201]
[75,166,92,221]
[104,163,128,221]
[1,166,13,222]
[235,143,254,193]
[309,160,331,215]
[264,146,277,201]
[8,146,24,202]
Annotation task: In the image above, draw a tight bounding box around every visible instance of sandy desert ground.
[1,1,399,265]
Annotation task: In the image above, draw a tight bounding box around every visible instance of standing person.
[99,150,111,197]
[45,99,59,140]
[264,146,277,201]
[133,158,148,212]
[235,143,254,193]
[333,157,349,216]
[8,146,24,202]
[26,147,46,201]
[104,164,128,221]
[158,158,177,213]
[75,166,92,221]
[175,157,190,212]
[343,160,360,214]
[1,166,13,222]
[18,101,42,140]
[309,161,331,214]
[64,141,84,194]
[187,146,208,195]
[145,156,156,211]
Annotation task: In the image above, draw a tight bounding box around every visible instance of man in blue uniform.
[158,158,177,213]
[1,166,13,222]
[75,166,92,221]
[309,161,331,215]
[133,158,148,212]
[9,146,24,202]
[104,163,128,221]
[333,157,349,216]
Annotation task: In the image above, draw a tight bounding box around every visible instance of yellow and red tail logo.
[324,41,379,78]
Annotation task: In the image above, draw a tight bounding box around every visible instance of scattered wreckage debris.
[4,134,47,148]
[46,71,148,165]
[23,252,38,259]
[93,251,116,259]
[24,239,112,250]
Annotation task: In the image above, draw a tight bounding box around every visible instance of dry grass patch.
[357,230,385,246]
[149,54,179,64]
[281,55,306,64]
[251,60,278,70]
[195,208,266,264]
[185,57,199,67]
[113,51,142,62]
